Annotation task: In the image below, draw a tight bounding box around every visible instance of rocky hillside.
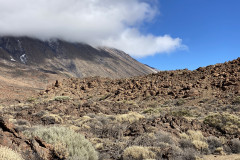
[1,58,239,160]
[42,57,240,105]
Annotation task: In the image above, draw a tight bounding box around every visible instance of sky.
[138,0,240,70]
[0,0,239,70]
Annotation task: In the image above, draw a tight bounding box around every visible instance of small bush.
[186,130,205,141]
[142,108,161,115]
[180,130,209,154]
[171,109,192,117]
[155,131,175,145]
[192,140,208,151]
[0,145,24,160]
[179,139,195,149]
[207,136,222,153]
[204,113,240,135]
[150,144,189,160]
[122,146,156,160]
[116,112,144,124]
[132,132,175,147]
[229,139,240,153]
[24,126,98,160]
[181,148,198,160]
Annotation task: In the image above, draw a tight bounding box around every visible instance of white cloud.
[0,0,185,57]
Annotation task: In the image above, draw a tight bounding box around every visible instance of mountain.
[0,36,156,78]
[0,36,156,103]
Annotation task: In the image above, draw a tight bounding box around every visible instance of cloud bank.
[0,0,185,57]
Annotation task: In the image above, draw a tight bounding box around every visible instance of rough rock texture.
[0,116,65,160]
[41,57,240,104]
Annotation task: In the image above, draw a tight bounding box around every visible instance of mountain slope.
[0,36,156,78]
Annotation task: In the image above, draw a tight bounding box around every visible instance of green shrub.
[204,113,240,135]
[24,126,98,160]
[0,145,24,160]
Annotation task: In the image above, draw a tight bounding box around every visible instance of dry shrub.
[186,130,205,141]
[123,146,156,160]
[192,140,208,151]
[100,122,127,139]
[116,112,145,124]
[207,136,222,154]
[204,113,240,135]
[132,131,175,147]
[181,148,198,160]
[0,145,24,160]
[41,114,63,124]
[179,139,195,150]
[180,130,209,154]
[229,139,240,153]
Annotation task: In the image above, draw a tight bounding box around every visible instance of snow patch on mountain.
[20,54,27,64]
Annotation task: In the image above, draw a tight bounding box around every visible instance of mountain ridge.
[0,36,156,78]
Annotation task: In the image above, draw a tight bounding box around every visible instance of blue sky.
[137,0,240,70]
